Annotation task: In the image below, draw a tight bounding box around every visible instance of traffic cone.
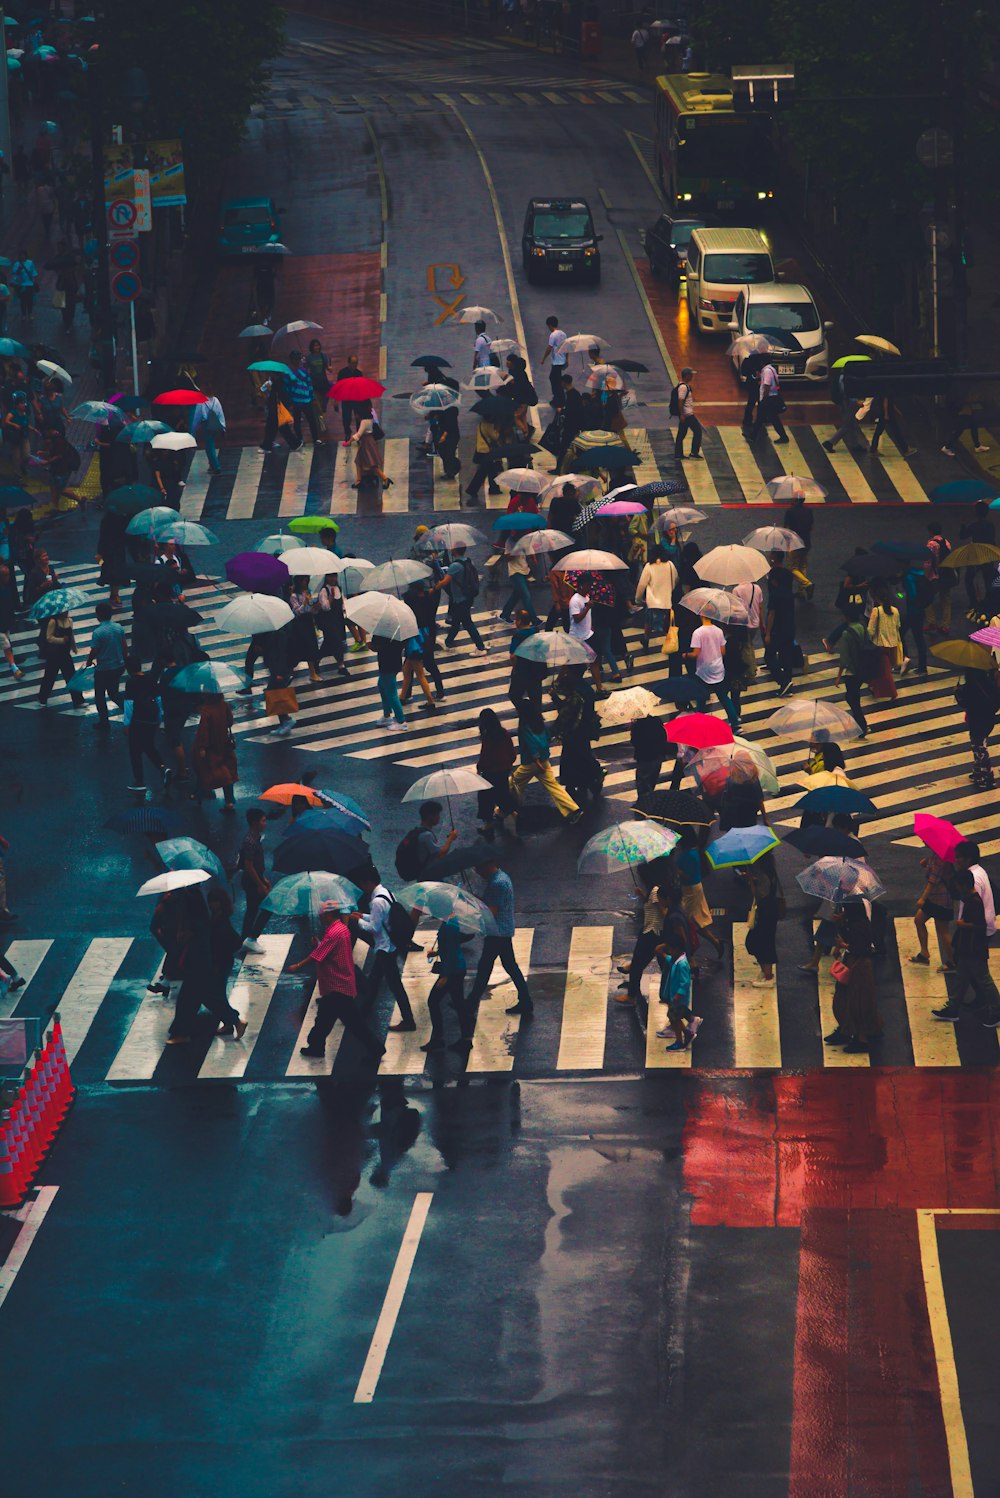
[0,1112,24,1207]
[34,1049,57,1145]
[6,1088,31,1192]
[48,1028,72,1116]
[50,1016,75,1107]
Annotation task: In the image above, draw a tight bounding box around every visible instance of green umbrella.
[105,484,160,516]
[248,360,294,377]
[831,354,871,370]
[288,516,340,535]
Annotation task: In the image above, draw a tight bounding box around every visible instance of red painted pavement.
[199,252,382,443]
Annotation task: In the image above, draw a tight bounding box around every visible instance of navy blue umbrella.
[794,786,877,816]
[411,355,451,368]
[650,675,710,705]
[105,806,182,836]
[272,825,369,876]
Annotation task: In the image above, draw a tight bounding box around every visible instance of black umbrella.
[272,825,369,876]
[471,394,517,421]
[105,805,182,836]
[631,478,687,503]
[614,359,650,373]
[839,552,900,579]
[114,395,147,413]
[572,492,634,531]
[144,599,204,629]
[784,826,864,859]
[871,540,933,562]
[490,442,539,461]
[0,484,33,508]
[433,839,497,879]
[574,444,639,472]
[636,789,713,827]
[412,355,451,368]
[650,675,710,705]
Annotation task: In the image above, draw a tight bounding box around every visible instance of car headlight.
[681,193,693,201]
[757,191,767,200]
[583,247,596,257]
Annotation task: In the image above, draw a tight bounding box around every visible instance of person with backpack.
[396,801,458,880]
[836,612,870,736]
[439,542,487,653]
[191,387,226,474]
[671,367,702,460]
[347,866,417,1033]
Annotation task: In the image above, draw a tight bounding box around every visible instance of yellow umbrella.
[855,335,901,356]
[939,542,1000,569]
[930,639,995,671]
[796,768,856,791]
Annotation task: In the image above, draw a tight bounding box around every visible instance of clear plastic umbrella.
[343,592,418,641]
[539,473,604,501]
[214,593,293,635]
[690,741,781,796]
[410,383,460,414]
[155,519,218,546]
[423,523,487,550]
[278,546,339,574]
[496,468,546,493]
[490,338,522,356]
[679,587,751,624]
[340,559,375,597]
[273,319,323,340]
[126,505,182,537]
[655,506,708,531]
[463,367,506,393]
[509,528,575,556]
[796,857,886,904]
[742,526,805,553]
[577,820,679,872]
[561,333,609,354]
[585,363,625,391]
[238,324,273,339]
[395,880,498,935]
[767,700,863,742]
[551,549,629,572]
[458,305,501,323]
[364,559,433,594]
[726,333,791,360]
[402,768,491,802]
[263,872,362,917]
[166,660,243,697]
[758,475,828,503]
[72,400,119,422]
[155,836,228,884]
[136,869,211,897]
[255,533,307,556]
[514,631,596,668]
[694,545,769,586]
[595,687,662,727]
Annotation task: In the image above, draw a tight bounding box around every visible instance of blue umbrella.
[0,337,29,359]
[573,444,639,471]
[166,660,243,696]
[248,360,294,377]
[794,786,878,816]
[116,420,170,444]
[930,479,996,504]
[705,825,779,869]
[294,797,371,836]
[28,586,88,620]
[492,512,546,532]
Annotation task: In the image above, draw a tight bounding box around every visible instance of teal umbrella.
[67,665,95,693]
[28,587,88,620]
[263,872,362,917]
[106,483,160,516]
[116,420,170,445]
[248,360,294,377]
[166,661,243,696]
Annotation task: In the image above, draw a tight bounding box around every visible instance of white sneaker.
[243,938,265,954]
[688,1015,702,1039]
[387,720,409,732]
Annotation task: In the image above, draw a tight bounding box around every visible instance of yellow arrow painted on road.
[426,262,466,293]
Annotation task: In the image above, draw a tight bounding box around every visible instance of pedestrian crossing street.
[172,425,939,523]
[5,561,996,856]
[2,917,997,1091]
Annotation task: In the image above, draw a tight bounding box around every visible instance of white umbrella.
[490,338,522,356]
[215,593,293,635]
[551,549,629,572]
[340,559,375,597]
[423,523,487,550]
[344,591,418,641]
[136,869,211,897]
[458,306,501,324]
[496,468,546,494]
[539,473,604,501]
[561,333,609,354]
[273,320,322,339]
[655,506,708,530]
[125,505,183,537]
[402,768,491,802]
[463,368,506,393]
[410,384,460,414]
[37,358,72,385]
[596,687,662,727]
[510,528,575,556]
[156,520,218,546]
[255,533,307,556]
[364,559,432,593]
[278,546,337,573]
[679,587,750,624]
[743,526,805,553]
[758,475,828,503]
[695,545,769,586]
[585,363,625,391]
[151,432,196,451]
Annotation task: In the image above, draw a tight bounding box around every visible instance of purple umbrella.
[597,499,647,515]
[225,552,290,595]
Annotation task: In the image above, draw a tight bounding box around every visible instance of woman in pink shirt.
[290,903,384,1061]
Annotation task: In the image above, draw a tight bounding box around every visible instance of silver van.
[685,227,776,334]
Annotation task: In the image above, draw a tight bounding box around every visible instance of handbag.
[830,959,850,984]
[51,289,66,310]
[276,401,293,427]
[265,686,299,717]
[660,624,680,656]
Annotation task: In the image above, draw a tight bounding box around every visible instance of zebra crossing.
[4,558,994,853]
[173,425,939,522]
[3,916,998,1088]
[262,80,648,114]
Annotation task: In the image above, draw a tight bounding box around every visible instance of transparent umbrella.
[126,505,182,538]
[742,526,805,553]
[165,660,243,697]
[577,820,679,872]
[539,474,604,501]
[395,881,497,936]
[510,528,575,556]
[458,305,501,323]
[263,872,362,917]
[514,631,595,668]
[690,741,781,796]
[402,768,491,802]
[255,533,307,556]
[796,856,886,904]
[679,587,750,625]
[767,700,863,742]
[364,559,433,594]
[343,592,418,641]
[496,468,547,494]
[340,560,375,597]
[423,523,487,551]
[463,367,506,393]
[155,836,228,884]
[551,549,628,572]
[410,383,460,414]
[155,519,218,546]
[561,333,609,354]
[490,338,522,356]
[214,594,293,635]
[758,475,828,503]
[585,363,625,391]
[595,687,662,727]
[655,506,708,531]
[694,546,769,586]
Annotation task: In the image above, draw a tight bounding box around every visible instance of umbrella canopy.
[930,479,996,505]
[679,587,750,625]
[116,420,171,445]
[340,561,375,597]
[463,368,507,394]
[239,325,273,339]
[940,542,1000,569]
[278,545,338,574]
[151,432,196,451]
[106,805,182,836]
[343,592,418,641]
[423,523,487,551]
[758,475,828,503]
[705,825,779,870]
[654,505,708,530]
[470,393,516,422]
[598,499,647,516]
[364,559,433,594]
[458,305,501,323]
[303,791,371,833]
[551,548,628,573]
[667,713,734,749]
[796,856,886,904]
[215,593,293,636]
[105,483,161,516]
[539,474,604,501]
[636,789,713,826]
[27,586,88,620]
[409,384,460,414]
[260,783,326,808]
[510,528,575,557]
[727,334,791,360]
[492,512,546,533]
[614,359,649,374]
[694,545,768,586]
[743,526,805,553]
[73,399,119,421]
[248,360,294,376]
[797,768,856,792]
[272,825,369,877]
[125,505,184,538]
[930,639,994,671]
[650,676,711,705]
[970,626,1000,650]
[412,355,451,368]
[691,743,779,798]
[328,375,385,402]
[496,468,546,494]
[595,686,662,727]
[289,809,372,844]
[831,355,872,370]
[432,839,497,879]
[514,630,595,668]
[226,552,289,593]
[272,320,323,340]
[286,516,341,536]
[855,335,901,356]
[794,786,877,815]
[572,444,639,472]
[36,359,73,385]
[913,812,964,863]
[490,338,522,356]
[255,533,307,557]
[166,660,243,697]
[394,881,497,936]
[561,333,608,353]
[585,363,625,391]
[840,551,901,580]
[67,666,95,693]
[578,820,680,872]
[152,389,206,406]
[156,520,217,546]
[628,479,687,504]
[263,872,362,917]
[767,699,863,742]
[155,836,228,884]
[784,826,864,860]
[136,869,211,897]
[402,768,491,803]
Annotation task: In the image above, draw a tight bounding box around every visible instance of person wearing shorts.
[910,851,954,970]
[676,832,724,961]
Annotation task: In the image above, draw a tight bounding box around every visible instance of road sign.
[111,269,142,303]
[110,239,139,270]
[133,170,151,233]
[107,197,137,242]
[916,128,953,170]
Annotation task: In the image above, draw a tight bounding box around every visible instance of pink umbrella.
[667,713,735,749]
[970,626,1000,649]
[913,812,964,863]
[597,499,647,515]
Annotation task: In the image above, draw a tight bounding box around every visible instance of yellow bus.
[654,73,775,212]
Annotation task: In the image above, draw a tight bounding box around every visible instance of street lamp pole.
[86,46,116,391]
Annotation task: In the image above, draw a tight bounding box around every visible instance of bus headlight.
[681,192,693,201]
[757,191,767,200]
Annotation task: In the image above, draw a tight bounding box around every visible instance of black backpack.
[394,826,423,881]
[375,890,416,951]
[669,383,682,416]
[461,556,480,599]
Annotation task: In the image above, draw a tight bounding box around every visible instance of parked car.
[727,282,832,382]
[217,196,284,256]
[643,214,706,283]
[522,197,601,284]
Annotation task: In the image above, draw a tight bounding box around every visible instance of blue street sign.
[111,270,142,303]
[110,240,139,271]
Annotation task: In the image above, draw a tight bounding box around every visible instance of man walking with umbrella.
[466,858,535,1018]
[291,902,385,1061]
[348,867,417,1033]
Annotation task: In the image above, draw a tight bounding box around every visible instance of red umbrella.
[153,389,206,406]
[328,376,385,402]
[913,812,964,864]
[667,713,734,749]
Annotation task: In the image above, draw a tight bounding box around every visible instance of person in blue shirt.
[287,352,324,447]
[467,859,534,1017]
[655,927,697,1051]
[422,917,474,1054]
[86,600,127,728]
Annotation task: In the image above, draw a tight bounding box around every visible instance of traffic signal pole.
[86,47,116,392]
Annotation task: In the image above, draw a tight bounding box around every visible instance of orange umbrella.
[260,783,324,808]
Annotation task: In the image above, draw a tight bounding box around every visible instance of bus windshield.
[677,119,767,177]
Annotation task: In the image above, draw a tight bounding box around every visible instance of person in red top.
[290,903,384,1061]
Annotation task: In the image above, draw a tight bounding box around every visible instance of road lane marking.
[354,1191,434,1403]
[717,426,767,499]
[278,444,312,517]
[226,448,266,520]
[614,226,677,387]
[812,426,879,503]
[466,929,533,1072]
[623,426,659,485]
[732,924,781,1067]
[895,922,960,1066]
[59,938,133,1065]
[0,1186,58,1311]
[332,442,356,514]
[106,957,180,1082]
[0,941,52,1017]
[915,1209,975,1498]
[180,450,212,519]
[381,437,410,513]
[877,442,928,502]
[431,455,461,510]
[556,925,613,1070]
[379,949,438,1075]
[197,935,294,1080]
[774,430,818,498]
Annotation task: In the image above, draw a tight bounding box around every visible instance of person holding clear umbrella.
[291,901,384,1061]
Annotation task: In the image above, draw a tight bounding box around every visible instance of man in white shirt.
[473,320,492,373]
[347,867,416,1032]
[541,315,567,405]
[673,366,702,460]
[687,614,740,729]
[569,584,604,692]
[750,360,789,445]
[732,579,764,643]
[955,840,997,936]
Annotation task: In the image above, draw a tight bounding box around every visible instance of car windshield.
[532,212,592,239]
[703,253,773,284]
[746,301,820,335]
[224,205,272,225]
[670,221,703,248]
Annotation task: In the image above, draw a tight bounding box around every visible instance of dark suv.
[522,198,601,284]
[643,214,706,285]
